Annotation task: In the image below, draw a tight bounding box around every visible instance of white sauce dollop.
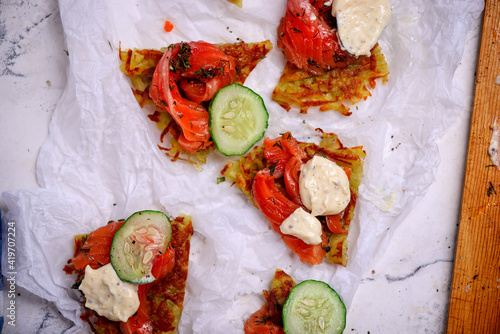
[79,263,140,322]
[280,207,323,245]
[333,0,391,57]
[299,156,351,216]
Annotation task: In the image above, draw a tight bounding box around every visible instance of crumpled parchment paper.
[1,0,484,333]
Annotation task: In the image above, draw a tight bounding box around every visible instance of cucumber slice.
[209,83,269,156]
[110,210,172,284]
[282,280,346,334]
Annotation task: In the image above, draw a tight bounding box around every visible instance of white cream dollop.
[299,155,351,216]
[333,0,391,57]
[79,263,140,322]
[280,207,323,245]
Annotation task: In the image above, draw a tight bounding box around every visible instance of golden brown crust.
[264,269,296,326]
[226,0,243,8]
[217,40,273,85]
[272,44,389,115]
[148,216,193,333]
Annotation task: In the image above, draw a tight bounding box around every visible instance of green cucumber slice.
[282,280,346,334]
[110,210,172,284]
[209,83,269,156]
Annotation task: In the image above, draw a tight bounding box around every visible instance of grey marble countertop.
[0,0,481,333]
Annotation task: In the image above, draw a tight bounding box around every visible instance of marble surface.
[0,0,481,333]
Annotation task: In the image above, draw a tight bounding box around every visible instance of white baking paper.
[1,0,484,333]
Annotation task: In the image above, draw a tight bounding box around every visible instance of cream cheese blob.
[79,263,140,322]
[299,155,351,216]
[333,0,391,57]
[280,207,323,245]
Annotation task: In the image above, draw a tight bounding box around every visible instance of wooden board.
[446,1,500,333]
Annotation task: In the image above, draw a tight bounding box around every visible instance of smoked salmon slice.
[71,221,124,271]
[277,0,355,75]
[244,305,285,334]
[251,134,328,266]
[150,41,236,154]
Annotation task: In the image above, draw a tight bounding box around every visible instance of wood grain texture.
[447,1,500,333]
